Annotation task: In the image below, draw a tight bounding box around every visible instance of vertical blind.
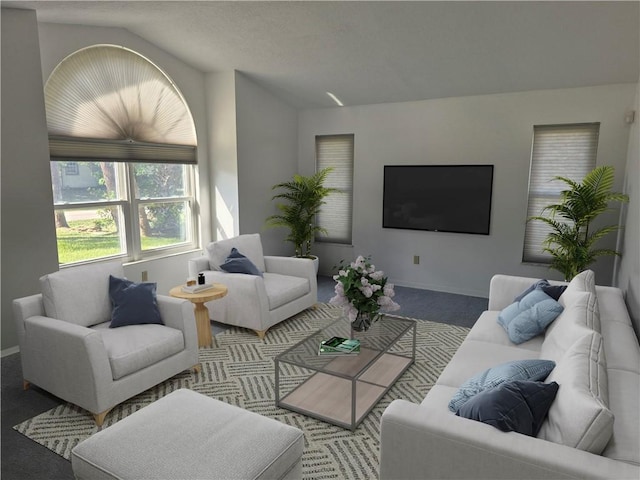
[315,134,354,244]
[522,123,599,263]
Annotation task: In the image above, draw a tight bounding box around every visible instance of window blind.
[45,45,197,164]
[315,134,354,244]
[522,123,599,263]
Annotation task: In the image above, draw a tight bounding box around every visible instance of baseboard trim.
[1,345,20,358]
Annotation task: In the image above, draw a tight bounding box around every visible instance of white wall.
[615,81,640,337]
[206,71,239,242]
[235,72,299,256]
[1,9,60,353]
[299,84,637,297]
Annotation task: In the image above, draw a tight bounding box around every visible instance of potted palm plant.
[266,168,337,268]
[528,165,629,281]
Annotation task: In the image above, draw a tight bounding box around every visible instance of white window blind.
[522,123,599,263]
[315,134,354,244]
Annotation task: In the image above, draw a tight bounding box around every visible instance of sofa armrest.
[22,316,113,412]
[264,256,315,278]
[156,295,198,353]
[188,255,210,277]
[380,399,639,480]
[12,294,45,347]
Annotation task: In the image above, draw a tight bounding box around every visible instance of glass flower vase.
[351,311,376,332]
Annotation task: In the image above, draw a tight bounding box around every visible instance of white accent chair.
[188,233,318,339]
[12,261,199,426]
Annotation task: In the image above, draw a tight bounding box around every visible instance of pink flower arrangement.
[329,255,400,324]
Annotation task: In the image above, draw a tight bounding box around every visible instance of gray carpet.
[1,276,486,480]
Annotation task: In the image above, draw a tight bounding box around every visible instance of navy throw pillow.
[109,275,163,328]
[456,380,559,436]
[515,279,567,302]
[448,359,556,412]
[220,247,263,276]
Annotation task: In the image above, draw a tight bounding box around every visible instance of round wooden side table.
[169,283,228,348]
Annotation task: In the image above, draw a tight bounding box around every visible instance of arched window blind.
[44,44,197,163]
[522,123,599,263]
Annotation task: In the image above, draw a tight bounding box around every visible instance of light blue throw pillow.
[448,359,556,413]
[220,247,263,277]
[498,289,564,344]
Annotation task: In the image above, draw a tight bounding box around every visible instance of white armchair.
[12,261,199,426]
[188,233,318,338]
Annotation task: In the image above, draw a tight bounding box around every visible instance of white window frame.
[52,161,197,265]
[522,123,599,264]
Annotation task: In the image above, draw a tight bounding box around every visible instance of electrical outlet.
[141,271,148,281]
[413,255,420,265]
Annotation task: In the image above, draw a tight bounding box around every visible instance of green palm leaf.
[528,165,628,280]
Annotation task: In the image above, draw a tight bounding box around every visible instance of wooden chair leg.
[93,408,112,427]
[192,363,201,374]
[255,329,267,340]
[23,380,30,390]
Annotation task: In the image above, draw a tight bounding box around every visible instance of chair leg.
[192,363,201,374]
[255,329,267,340]
[93,408,112,427]
[23,380,30,390]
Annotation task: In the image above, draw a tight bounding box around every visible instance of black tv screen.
[383,165,494,235]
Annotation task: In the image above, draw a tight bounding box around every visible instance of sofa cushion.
[601,369,640,465]
[40,261,124,327]
[559,269,596,307]
[448,359,556,412]
[456,380,559,436]
[108,276,163,328]
[437,340,541,388]
[538,331,613,454]
[219,248,263,276]
[498,289,563,344]
[93,322,184,380]
[207,234,266,272]
[466,311,543,352]
[263,273,310,310]
[540,291,597,362]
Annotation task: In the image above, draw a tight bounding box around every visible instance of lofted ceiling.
[2,1,639,108]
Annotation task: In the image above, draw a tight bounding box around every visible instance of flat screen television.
[382,165,494,235]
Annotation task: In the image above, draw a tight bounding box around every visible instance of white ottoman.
[71,389,304,480]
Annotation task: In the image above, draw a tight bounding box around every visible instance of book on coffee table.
[318,337,360,355]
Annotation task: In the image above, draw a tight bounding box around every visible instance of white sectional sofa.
[379,271,640,479]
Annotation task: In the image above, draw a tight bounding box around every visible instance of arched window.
[45,45,198,265]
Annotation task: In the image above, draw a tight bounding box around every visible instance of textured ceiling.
[3,1,639,108]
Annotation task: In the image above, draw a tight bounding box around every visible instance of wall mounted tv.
[382,165,494,235]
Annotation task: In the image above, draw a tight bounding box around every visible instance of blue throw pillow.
[456,380,559,436]
[508,298,564,344]
[109,275,163,328]
[498,289,563,344]
[448,359,556,413]
[219,247,263,276]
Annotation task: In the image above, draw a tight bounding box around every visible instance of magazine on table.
[181,283,214,293]
[318,336,360,355]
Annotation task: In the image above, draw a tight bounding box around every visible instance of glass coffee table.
[275,314,416,430]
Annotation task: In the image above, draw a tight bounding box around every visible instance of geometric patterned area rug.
[14,303,468,479]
